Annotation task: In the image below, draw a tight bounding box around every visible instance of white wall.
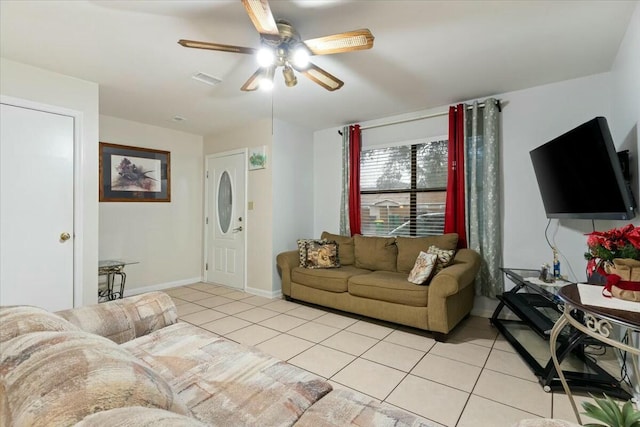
[0,58,99,306]
[99,115,203,293]
[610,3,640,209]
[272,119,314,292]
[204,120,274,296]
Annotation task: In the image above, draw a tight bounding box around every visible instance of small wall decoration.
[248,146,267,170]
[99,142,171,202]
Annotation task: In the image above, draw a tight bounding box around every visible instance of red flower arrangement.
[585,224,640,266]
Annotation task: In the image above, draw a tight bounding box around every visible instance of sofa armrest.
[428,249,481,299]
[55,291,178,344]
[276,250,299,296]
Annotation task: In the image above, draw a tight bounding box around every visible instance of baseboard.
[245,285,282,299]
[124,277,203,297]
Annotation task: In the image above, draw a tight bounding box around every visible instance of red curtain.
[348,124,362,236]
[444,105,467,248]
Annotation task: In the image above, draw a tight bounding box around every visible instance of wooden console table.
[550,284,639,424]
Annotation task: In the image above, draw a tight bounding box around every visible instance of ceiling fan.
[178,0,374,92]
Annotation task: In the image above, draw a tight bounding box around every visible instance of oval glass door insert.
[217,171,232,233]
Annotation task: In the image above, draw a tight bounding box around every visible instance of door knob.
[60,232,71,241]
[232,226,243,233]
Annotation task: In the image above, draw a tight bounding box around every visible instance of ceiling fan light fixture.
[282,66,297,87]
[291,46,310,69]
[256,47,275,67]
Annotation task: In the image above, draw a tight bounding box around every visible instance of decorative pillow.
[304,240,340,269]
[321,231,355,265]
[395,234,458,273]
[297,239,315,267]
[407,252,439,285]
[427,245,456,275]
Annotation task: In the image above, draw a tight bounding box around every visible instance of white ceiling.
[1,1,636,136]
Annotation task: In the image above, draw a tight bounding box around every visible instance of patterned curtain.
[348,125,362,236]
[339,126,350,236]
[466,99,503,297]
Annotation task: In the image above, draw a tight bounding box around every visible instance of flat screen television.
[530,117,636,220]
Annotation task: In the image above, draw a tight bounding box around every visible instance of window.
[360,139,448,237]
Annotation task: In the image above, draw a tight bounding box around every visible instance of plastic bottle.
[552,249,561,280]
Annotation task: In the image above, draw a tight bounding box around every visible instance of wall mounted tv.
[530,117,636,220]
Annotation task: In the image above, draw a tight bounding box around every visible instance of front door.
[205,151,246,289]
[0,102,75,311]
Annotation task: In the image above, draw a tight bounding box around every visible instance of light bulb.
[256,48,275,67]
[260,66,276,91]
[291,46,310,68]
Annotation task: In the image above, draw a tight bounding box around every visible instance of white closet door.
[1,103,75,311]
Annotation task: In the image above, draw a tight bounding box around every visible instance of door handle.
[60,232,71,242]
[232,226,243,233]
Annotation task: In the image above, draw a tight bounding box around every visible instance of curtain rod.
[357,99,502,132]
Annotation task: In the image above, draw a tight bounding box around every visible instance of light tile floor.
[165,282,628,427]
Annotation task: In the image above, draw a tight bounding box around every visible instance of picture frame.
[99,142,171,202]
[248,146,267,170]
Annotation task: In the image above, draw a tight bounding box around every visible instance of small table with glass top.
[550,284,640,424]
[98,260,139,301]
[491,268,633,400]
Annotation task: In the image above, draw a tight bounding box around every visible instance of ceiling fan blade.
[294,62,344,91]
[241,0,280,41]
[240,68,264,92]
[178,39,256,54]
[303,29,374,55]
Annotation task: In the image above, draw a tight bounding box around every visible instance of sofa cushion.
[0,305,80,344]
[348,271,428,307]
[75,407,206,427]
[321,231,355,265]
[1,330,189,427]
[354,235,398,271]
[396,234,458,273]
[56,291,178,344]
[304,240,340,269]
[123,322,332,426]
[292,265,371,292]
[294,389,436,427]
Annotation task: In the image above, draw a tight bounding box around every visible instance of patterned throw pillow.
[297,239,315,267]
[427,245,456,275]
[304,240,340,269]
[407,251,438,285]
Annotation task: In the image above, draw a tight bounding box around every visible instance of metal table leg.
[549,312,582,425]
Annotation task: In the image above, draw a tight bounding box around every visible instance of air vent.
[192,72,222,86]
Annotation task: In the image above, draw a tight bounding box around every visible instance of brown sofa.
[277,232,481,341]
[1,292,435,426]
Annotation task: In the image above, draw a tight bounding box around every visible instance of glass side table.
[550,284,640,424]
[98,260,139,301]
[492,268,633,400]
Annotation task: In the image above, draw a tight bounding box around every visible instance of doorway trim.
[1,95,84,307]
[203,149,248,290]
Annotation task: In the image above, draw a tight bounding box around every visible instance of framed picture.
[248,146,267,170]
[99,142,171,202]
